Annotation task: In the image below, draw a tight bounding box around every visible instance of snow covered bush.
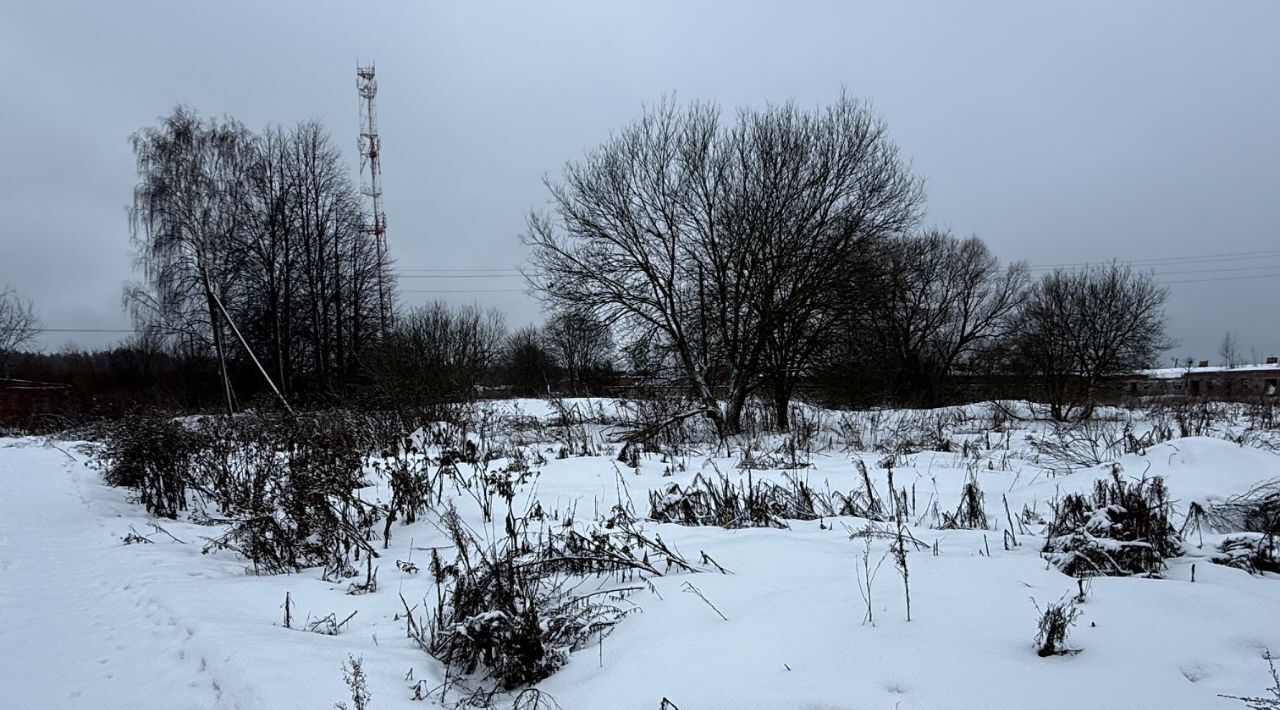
[1211,534,1280,575]
[1199,480,1280,539]
[1042,468,1180,577]
[1188,480,1280,575]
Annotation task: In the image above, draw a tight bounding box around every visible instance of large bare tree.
[525,96,921,435]
[869,230,1028,405]
[544,311,613,396]
[127,107,255,412]
[127,109,392,406]
[1014,263,1171,421]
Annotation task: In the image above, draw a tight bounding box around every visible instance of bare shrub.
[1197,480,1280,539]
[1246,399,1278,432]
[96,412,200,518]
[835,409,881,452]
[335,655,371,710]
[375,446,440,547]
[1162,398,1229,439]
[735,435,814,471]
[1220,650,1280,709]
[97,411,386,577]
[875,411,957,457]
[611,396,719,457]
[512,689,563,710]
[544,397,611,457]
[421,507,696,690]
[198,413,381,578]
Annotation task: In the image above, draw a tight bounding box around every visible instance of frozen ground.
[2,400,1279,709]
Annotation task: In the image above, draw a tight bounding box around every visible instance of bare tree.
[0,284,39,377]
[502,325,557,397]
[127,110,392,405]
[868,230,1028,406]
[758,237,884,428]
[1014,263,1172,421]
[361,302,506,417]
[525,96,921,436]
[544,311,613,396]
[127,107,256,412]
[1219,331,1241,368]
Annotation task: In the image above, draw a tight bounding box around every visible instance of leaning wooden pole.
[210,290,296,416]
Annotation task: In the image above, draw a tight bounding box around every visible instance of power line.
[401,289,529,294]
[393,263,1280,280]
[394,273,526,279]
[1159,271,1280,286]
[397,247,1280,276]
[29,247,1278,336]
[1027,248,1280,271]
[34,328,138,334]
[1144,263,1280,277]
[395,267,526,273]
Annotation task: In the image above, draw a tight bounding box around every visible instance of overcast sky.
[2,1,1277,362]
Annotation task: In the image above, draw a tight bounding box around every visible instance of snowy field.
[3,399,1279,709]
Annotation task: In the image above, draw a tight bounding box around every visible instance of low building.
[1124,358,1279,399]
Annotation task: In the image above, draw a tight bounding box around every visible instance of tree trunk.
[723,383,751,437]
[203,286,234,414]
[689,374,729,440]
[771,377,794,431]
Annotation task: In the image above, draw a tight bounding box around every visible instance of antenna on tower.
[357,63,392,336]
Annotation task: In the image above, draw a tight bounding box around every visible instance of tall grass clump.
[1034,596,1082,657]
[647,471,880,529]
[416,506,699,692]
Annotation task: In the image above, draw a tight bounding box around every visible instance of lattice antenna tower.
[357,63,392,335]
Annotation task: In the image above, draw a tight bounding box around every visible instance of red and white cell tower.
[357,63,392,335]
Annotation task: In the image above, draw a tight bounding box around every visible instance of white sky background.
[1,1,1277,362]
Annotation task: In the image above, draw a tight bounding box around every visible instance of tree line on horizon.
[1,98,1175,431]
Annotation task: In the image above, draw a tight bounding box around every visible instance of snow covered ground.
[3,400,1279,709]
